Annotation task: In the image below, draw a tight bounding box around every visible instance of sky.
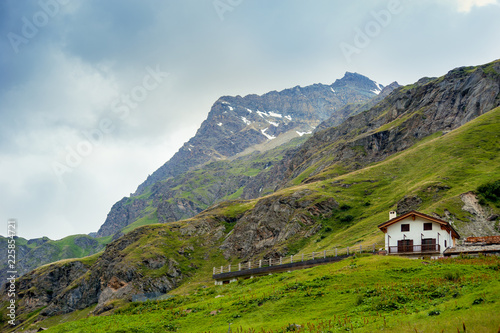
[1,0,499,240]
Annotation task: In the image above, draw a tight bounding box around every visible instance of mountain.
[242,61,500,197]
[96,72,391,238]
[0,234,110,290]
[3,61,499,330]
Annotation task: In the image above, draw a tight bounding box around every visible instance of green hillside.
[6,98,500,333]
[30,255,500,332]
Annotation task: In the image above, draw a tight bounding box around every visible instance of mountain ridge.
[96,72,387,238]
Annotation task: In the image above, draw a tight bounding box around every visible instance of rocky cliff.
[0,235,106,290]
[96,72,385,238]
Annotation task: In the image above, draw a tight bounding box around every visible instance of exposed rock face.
[96,197,148,238]
[0,235,105,290]
[396,196,423,215]
[96,72,383,237]
[221,191,338,259]
[459,192,500,236]
[243,61,500,196]
[7,217,226,319]
[316,81,401,131]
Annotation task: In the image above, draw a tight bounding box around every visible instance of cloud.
[0,1,499,239]
[454,0,499,12]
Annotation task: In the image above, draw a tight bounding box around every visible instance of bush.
[340,215,354,223]
[340,204,352,211]
[477,180,500,206]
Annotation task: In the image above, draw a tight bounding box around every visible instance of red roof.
[377,210,460,239]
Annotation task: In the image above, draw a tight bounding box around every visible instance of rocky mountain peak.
[97,73,384,237]
[332,72,384,94]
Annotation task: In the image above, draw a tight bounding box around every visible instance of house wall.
[384,216,453,255]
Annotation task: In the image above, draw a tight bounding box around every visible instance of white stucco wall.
[384,216,454,255]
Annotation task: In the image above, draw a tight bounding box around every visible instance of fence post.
[259,260,262,268]
[269,258,272,266]
[324,250,326,258]
[335,248,337,256]
[213,267,216,274]
[280,257,282,265]
[347,247,349,255]
[373,243,376,253]
[302,253,304,261]
[221,265,223,273]
[360,245,362,253]
[312,252,315,260]
[291,255,293,263]
[239,263,241,271]
[229,264,231,272]
[248,261,251,269]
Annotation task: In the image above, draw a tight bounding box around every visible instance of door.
[422,238,436,252]
[397,239,413,253]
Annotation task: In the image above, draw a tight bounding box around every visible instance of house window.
[444,240,447,248]
[423,223,432,231]
[401,224,410,232]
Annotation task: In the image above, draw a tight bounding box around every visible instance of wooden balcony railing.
[388,244,440,254]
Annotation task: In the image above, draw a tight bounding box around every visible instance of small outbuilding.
[378,210,460,257]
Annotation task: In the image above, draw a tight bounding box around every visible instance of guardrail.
[388,244,440,254]
[213,244,380,275]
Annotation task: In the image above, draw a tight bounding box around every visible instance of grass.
[33,255,500,332]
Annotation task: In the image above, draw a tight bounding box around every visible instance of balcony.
[388,244,440,254]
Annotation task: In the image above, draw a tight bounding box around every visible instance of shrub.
[428,310,440,316]
[476,180,500,206]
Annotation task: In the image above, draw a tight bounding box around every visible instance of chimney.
[389,211,397,220]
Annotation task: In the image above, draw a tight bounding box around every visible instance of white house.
[378,210,460,257]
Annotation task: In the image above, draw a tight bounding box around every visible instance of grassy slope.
[14,100,500,333]
[39,255,500,332]
[295,106,500,252]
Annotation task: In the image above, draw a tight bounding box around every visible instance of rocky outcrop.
[458,192,500,236]
[96,197,148,237]
[0,235,105,291]
[221,191,338,259]
[7,216,227,319]
[396,196,423,215]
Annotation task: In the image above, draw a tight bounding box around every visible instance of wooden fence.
[213,244,380,275]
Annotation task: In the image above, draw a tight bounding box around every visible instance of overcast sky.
[1,0,499,240]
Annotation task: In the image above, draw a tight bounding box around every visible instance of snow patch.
[246,108,253,113]
[228,105,234,111]
[221,101,229,105]
[268,111,282,118]
[217,122,223,126]
[261,128,276,140]
[256,110,268,118]
[296,131,312,136]
[241,117,251,125]
[331,87,335,93]
[266,120,279,127]
[285,115,292,121]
